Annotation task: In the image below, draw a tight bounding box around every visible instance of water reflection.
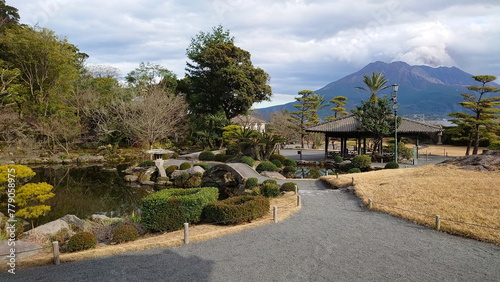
[294,166,334,179]
[29,165,152,226]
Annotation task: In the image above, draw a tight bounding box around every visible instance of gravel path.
[3,180,499,281]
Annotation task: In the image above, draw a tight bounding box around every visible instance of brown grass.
[2,192,300,270]
[321,165,500,244]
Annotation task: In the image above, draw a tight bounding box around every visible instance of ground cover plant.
[320,164,500,244]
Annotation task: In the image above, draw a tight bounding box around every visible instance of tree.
[0,25,83,118]
[327,96,348,120]
[289,90,325,148]
[352,97,401,155]
[449,75,500,155]
[355,72,391,101]
[0,0,19,28]
[125,62,177,92]
[117,87,188,149]
[186,26,272,120]
[269,109,299,144]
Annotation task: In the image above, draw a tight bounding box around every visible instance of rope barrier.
[0,245,52,257]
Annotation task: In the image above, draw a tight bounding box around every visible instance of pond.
[293,166,335,179]
[29,164,152,227]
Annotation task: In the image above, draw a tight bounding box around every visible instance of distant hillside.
[258,61,498,121]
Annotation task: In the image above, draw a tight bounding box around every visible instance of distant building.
[231,114,266,133]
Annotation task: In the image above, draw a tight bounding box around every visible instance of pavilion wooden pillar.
[363,138,367,155]
[324,134,329,160]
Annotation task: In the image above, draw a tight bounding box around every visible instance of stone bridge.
[204,163,261,198]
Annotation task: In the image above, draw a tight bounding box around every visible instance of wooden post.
[294,185,298,195]
[368,199,373,210]
[52,241,60,265]
[351,177,354,185]
[297,195,301,207]
[273,206,278,223]
[435,215,441,231]
[184,223,189,244]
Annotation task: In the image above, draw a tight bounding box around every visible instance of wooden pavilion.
[305,115,443,159]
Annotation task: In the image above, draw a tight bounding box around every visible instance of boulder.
[60,214,92,232]
[171,170,187,179]
[77,155,106,163]
[139,167,156,182]
[91,214,122,223]
[187,166,205,175]
[260,171,287,180]
[141,180,155,186]
[124,175,139,182]
[23,219,69,236]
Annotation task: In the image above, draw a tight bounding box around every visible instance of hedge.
[199,151,215,161]
[261,183,280,198]
[256,161,278,172]
[280,182,298,192]
[141,187,219,232]
[203,195,270,225]
[240,156,255,167]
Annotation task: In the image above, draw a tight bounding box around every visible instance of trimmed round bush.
[271,159,283,168]
[199,150,215,161]
[245,177,259,189]
[194,163,211,170]
[203,195,270,225]
[262,179,278,185]
[347,168,361,173]
[141,188,219,232]
[261,183,280,198]
[334,156,343,163]
[180,162,191,170]
[283,166,297,175]
[68,232,97,252]
[214,153,233,162]
[269,153,286,162]
[384,161,399,169]
[283,158,297,167]
[280,182,298,192]
[138,160,154,167]
[240,156,255,167]
[256,161,278,173]
[165,165,178,175]
[351,155,371,170]
[112,224,139,243]
[185,175,202,188]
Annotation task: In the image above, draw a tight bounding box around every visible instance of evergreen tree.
[449,75,500,155]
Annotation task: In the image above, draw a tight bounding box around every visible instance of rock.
[23,219,69,236]
[157,176,170,182]
[77,155,106,163]
[0,240,41,260]
[91,214,122,224]
[139,167,156,182]
[171,170,187,179]
[60,214,92,232]
[260,171,287,180]
[124,175,139,182]
[141,180,155,186]
[187,166,205,175]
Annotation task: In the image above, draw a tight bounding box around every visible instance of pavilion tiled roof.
[306,115,442,135]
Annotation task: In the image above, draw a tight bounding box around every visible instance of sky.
[10,0,500,108]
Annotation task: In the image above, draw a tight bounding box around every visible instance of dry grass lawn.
[322,165,500,244]
[2,192,300,270]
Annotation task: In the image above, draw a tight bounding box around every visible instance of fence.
[2,191,301,267]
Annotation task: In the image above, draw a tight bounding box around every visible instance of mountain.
[258,61,497,120]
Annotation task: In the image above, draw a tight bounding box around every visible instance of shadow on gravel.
[1,249,215,281]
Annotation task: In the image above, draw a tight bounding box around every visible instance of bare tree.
[117,87,188,149]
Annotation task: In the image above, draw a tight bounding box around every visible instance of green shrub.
[271,159,283,168]
[245,177,259,189]
[256,161,278,173]
[488,140,500,150]
[269,153,286,162]
[351,155,371,170]
[262,179,278,185]
[199,151,215,161]
[203,195,270,225]
[384,161,399,169]
[260,183,280,198]
[280,182,298,192]
[194,163,211,170]
[283,158,297,167]
[68,232,97,252]
[184,175,202,188]
[240,156,255,167]
[180,162,191,170]
[165,165,178,175]
[214,153,233,162]
[141,187,219,232]
[138,160,155,167]
[174,172,190,187]
[347,168,361,173]
[112,225,139,243]
[282,166,297,175]
[334,156,343,163]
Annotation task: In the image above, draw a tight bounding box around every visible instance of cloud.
[9,0,500,102]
